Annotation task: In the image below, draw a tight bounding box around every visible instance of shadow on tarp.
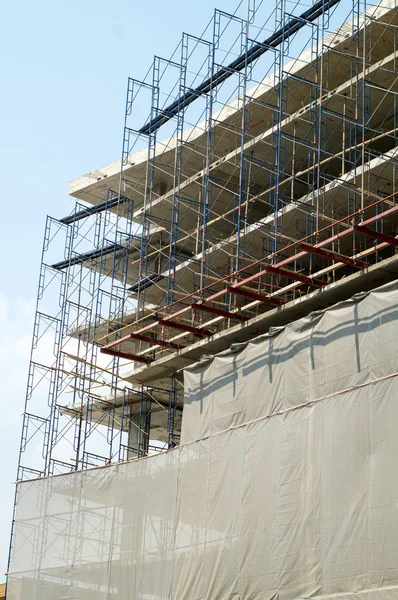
[184,288,398,410]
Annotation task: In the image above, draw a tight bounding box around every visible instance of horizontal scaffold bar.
[139,0,341,135]
[129,273,165,293]
[60,193,131,225]
[51,242,126,270]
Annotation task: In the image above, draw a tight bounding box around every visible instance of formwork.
[6,0,398,597]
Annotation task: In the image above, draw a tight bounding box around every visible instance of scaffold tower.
[12,0,398,480]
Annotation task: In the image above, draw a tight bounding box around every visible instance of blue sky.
[0,0,237,576]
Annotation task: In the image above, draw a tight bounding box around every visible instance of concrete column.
[127,410,140,459]
[127,402,151,459]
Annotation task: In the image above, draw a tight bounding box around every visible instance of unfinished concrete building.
[6,0,398,598]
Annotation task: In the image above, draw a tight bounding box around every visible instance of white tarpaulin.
[182,280,398,443]
[7,281,398,599]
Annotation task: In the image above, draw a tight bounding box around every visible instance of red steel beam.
[104,332,137,350]
[158,318,212,337]
[128,332,185,350]
[261,202,398,271]
[233,267,274,290]
[191,302,249,322]
[102,331,184,351]
[227,285,285,306]
[131,197,398,323]
[265,265,325,287]
[102,202,398,350]
[100,347,153,363]
[299,242,370,269]
[353,224,398,246]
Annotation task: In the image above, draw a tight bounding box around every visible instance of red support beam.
[233,268,268,289]
[158,318,212,337]
[275,203,398,269]
[353,224,398,246]
[191,302,249,322]
[299,242,370,269]
[103,332,137,350]
[102,331,184,351]
[128,332,185,350]
[129,199,398,324]
[100,347,153,363]
[227,285,285,306]
[265,265,325,287]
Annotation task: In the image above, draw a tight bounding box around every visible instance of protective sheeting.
[7,280,398,600]
[182,280,398,443]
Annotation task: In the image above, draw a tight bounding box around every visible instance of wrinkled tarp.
[7,280,398,600]
[183,280,398,444]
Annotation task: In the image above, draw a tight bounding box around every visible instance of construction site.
[6,0,398,597]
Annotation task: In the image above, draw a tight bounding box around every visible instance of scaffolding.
[7,0,398,598]
[7,281,398,599]
[8,0,398,582]
[104,0,398,373]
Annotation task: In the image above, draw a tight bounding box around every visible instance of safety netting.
[7,280,398,599]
